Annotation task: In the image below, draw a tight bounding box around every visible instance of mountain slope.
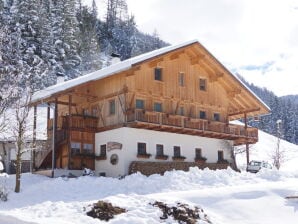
[235,126,298,171]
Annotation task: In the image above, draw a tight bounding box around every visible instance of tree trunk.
[14,150,21,193]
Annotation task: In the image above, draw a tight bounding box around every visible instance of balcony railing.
[48,115,98,131]
[127,109,258,140]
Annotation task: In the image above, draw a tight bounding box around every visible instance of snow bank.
[1,168,298,224]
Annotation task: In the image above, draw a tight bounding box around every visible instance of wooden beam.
[169,50,184,60]
[148,58,164,67]
[48,100,76,106]
[228,107,260,117]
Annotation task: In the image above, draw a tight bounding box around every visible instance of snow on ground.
[1,168,298,224]
[235,126,298,171]
[0,127,297,223]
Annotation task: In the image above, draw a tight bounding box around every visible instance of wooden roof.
[30,40,270,120]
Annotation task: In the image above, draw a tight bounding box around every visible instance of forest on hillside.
[0,0,297,146]
[237,75,298,145]
[0,0,168,91]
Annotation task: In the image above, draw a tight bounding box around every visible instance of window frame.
[154,102,162,112]
[109,99,116,115]
[136,99,145,109]
[154,67,163,81]
[218,150,224,161]
[100,144,107,157]
[156,144,164,156]
[173,146,181,157]
[82,143,93,154]
[71,142,81,156]
[199,110,207,119]
[137,142,147,155]
[199,78,207,91]
[178,72,185,86]
[195,148,202,159]
[213,113,220,121]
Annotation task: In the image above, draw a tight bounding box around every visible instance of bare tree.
[11,89,32,193]
[272,120,285,170]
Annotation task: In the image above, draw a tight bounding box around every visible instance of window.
[213,113,220,121]
[82,143,93,154]
[178,107,184,116]
[100,144,107,157]
[195,148,202,159]
[154,68,162,81]
[199,111,206,119]
[71,142,81,155]
[218,151,224,161]
[109,99,115,115]
[178,72,185,86]
[156,144,164,156]
[136,99,145,109]
[173,146,181,157]
[137,142,147,155]
[154,102,162,112]
[199,78,207,91]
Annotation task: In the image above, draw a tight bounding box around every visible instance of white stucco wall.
[95,127,233,177]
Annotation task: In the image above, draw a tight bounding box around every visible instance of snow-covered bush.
[0,173,9,202]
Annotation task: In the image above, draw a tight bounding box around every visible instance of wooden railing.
[48,115,98,131]
[127,110,258,140]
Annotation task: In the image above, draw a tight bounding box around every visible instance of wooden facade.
[30,41,270,170]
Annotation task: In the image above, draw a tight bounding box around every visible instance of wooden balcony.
[126,110,258,144]
[48,115,98,131]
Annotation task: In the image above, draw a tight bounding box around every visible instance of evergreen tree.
[77,0,101,73]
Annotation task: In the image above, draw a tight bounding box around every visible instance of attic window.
[199,78,207,91]
[178,72,185,86]
[154,68,162,81]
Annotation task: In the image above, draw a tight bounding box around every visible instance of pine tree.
[77,0,101,73]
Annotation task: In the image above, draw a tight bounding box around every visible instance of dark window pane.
[178,107,184,116]
[100,144,107,156]
[199,111,206,119]
[154,68,162,81]
[214,113,220,121]
[199,79,206,91]
[109,100,115,115]
[174,146,181,157]
[138,142,146,155]
[136,99,145,109]
[83,143,93,154]
[154,103,162,112]
[156,144,164,156]
[195,148,202,158]
[218,151,224,161]
[71,142,81,155]
[179,72,184,86]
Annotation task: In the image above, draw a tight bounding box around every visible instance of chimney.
[56,72,65,84]
[110,53,121,64]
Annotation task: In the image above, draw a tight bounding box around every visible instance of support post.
[51,99,58,177]
[31,105,37,172]
[244,113,249,165]
[68,95,72,169]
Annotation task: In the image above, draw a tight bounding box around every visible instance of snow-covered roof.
[31,40,198,104]
[31,39,270,113]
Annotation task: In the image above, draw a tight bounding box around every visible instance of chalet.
[30,40,270,177]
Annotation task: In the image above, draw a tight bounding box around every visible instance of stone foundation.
[129,161,230,176]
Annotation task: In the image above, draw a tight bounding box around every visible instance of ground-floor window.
[156,144,164,156]
[173,146,181,157]
[195,148,202,159]
[137,142,147,155]
[100,144,107,157]
[82,143,93,154]
[71,142,81,155]
[218,150,224,161]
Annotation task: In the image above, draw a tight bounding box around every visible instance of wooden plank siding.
[38,43,268,169]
